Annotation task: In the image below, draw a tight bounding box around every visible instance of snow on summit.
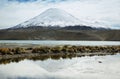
[15,8,82,28]
[13,8,109,29]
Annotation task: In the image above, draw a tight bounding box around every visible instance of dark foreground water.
[0,54,120,79]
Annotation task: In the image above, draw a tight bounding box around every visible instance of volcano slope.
[0,27,119,41]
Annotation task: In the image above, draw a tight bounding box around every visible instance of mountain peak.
[44,8,63,12]
[14,8,81,28]
[13,8,109,29]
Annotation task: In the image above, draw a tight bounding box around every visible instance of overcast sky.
[0,0,120,29]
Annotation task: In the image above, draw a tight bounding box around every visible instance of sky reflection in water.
[0,54,120,79]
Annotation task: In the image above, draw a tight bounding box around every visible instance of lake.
[0,40,120,79]
[0,40,120,46]
[0,54,120,79]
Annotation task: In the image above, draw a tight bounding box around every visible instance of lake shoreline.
[0,41,120,47]
[0,45,120,60]
[0,52,116,60]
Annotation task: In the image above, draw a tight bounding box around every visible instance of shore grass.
[0,45,120,55]
[0,45,120,62]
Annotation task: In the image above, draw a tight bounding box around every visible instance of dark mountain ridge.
[0,26,119,41]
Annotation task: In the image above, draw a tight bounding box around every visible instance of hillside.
[0,27,119,41]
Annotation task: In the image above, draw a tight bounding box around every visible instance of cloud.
[55,0,120,29]
[8,0,37,3]
[0,0,120,29]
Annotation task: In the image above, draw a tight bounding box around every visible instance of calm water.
[0,40,120,46]
[0,54,120,79]
[0,40,120,79]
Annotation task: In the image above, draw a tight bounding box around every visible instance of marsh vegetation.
[0,45,120,55]
[0,45,119,63]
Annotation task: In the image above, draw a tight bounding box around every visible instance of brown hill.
[0,27,119,41]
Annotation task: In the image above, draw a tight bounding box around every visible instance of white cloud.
[0,0,120,29]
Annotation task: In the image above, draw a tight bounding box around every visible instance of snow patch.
[13,8,109,29]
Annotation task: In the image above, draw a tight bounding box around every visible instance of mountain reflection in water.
[0,54,120,79]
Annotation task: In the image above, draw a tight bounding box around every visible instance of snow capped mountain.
[13,8,109,29]
[14,8,83,28]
